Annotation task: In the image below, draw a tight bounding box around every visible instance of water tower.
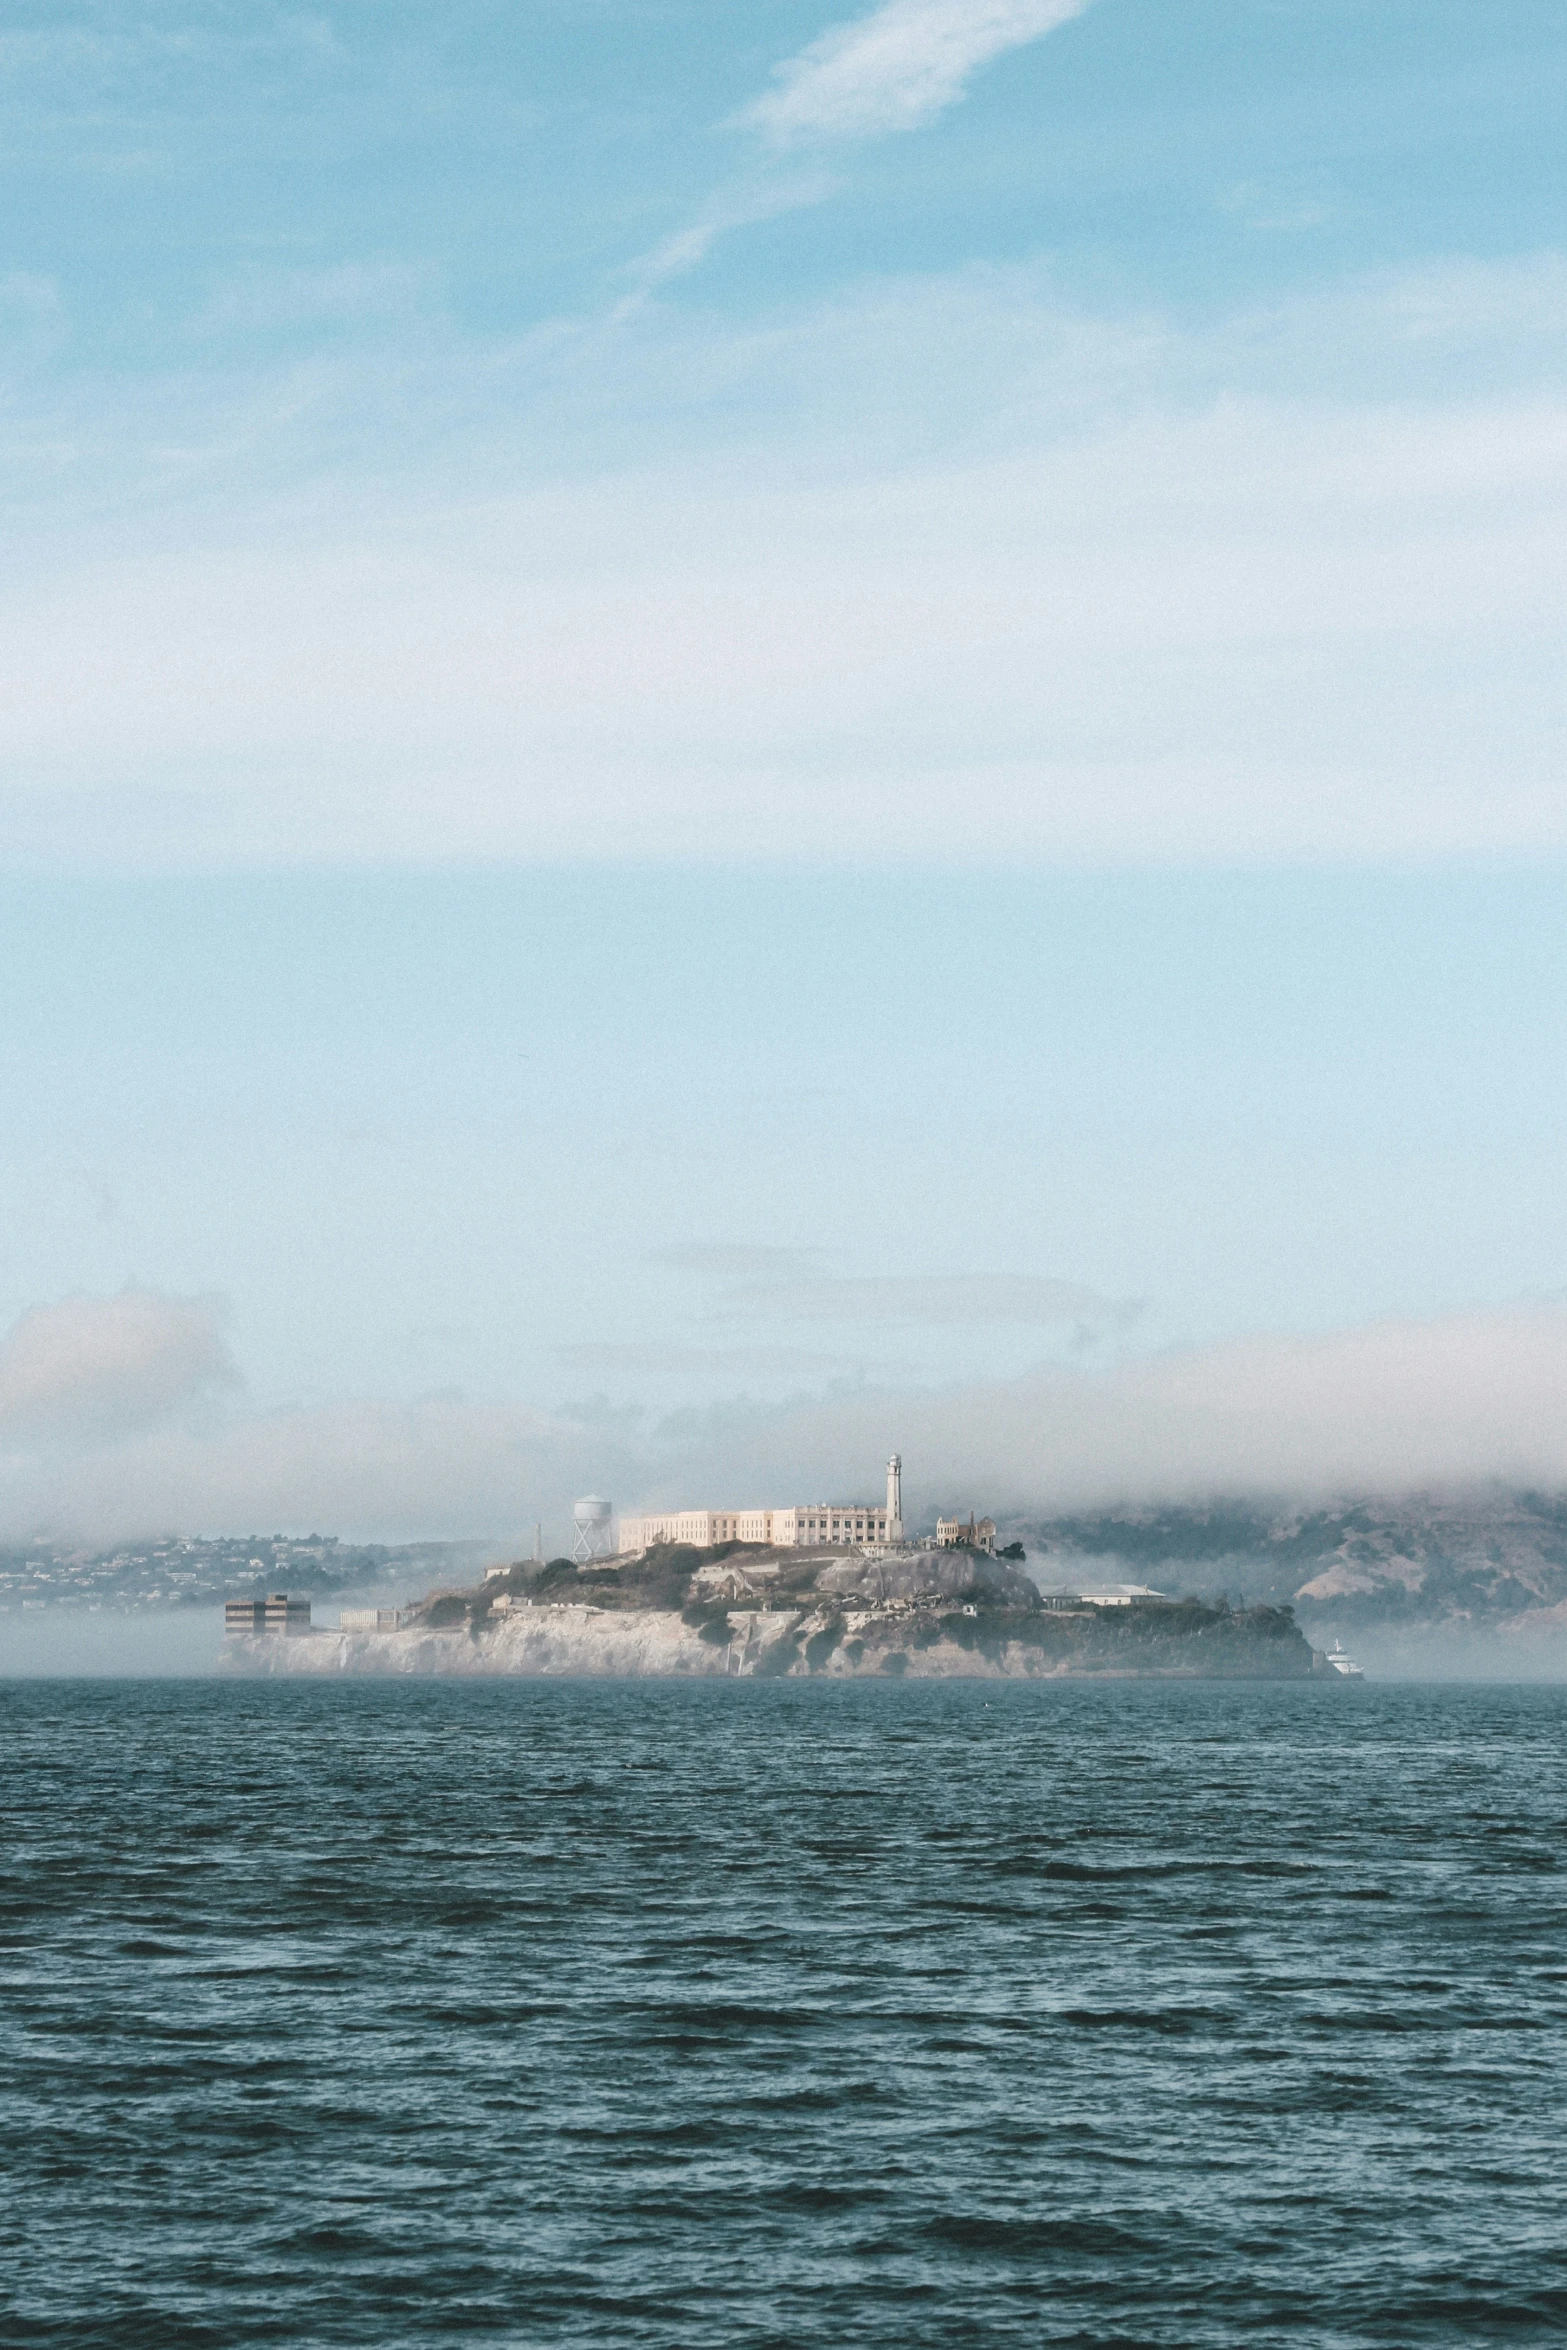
[572,1495,614,1562]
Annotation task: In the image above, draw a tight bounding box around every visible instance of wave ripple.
[3,1677,1566,2346]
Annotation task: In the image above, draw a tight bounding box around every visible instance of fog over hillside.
[1016,1490,1567,1677]
[10,1289,1567,1555]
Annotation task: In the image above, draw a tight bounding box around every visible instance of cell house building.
[617,1501,891,1552]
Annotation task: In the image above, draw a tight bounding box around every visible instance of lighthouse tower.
[886,1454,903,1545]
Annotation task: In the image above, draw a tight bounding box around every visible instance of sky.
[3,1,1567,1546]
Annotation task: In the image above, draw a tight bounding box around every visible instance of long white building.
[619,1501,890,1553]
[619,1459,906,1555]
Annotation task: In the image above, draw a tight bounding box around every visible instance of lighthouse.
[886,1454,903,1545]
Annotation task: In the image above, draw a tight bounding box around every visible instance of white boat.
[1325,1639,1364,1679]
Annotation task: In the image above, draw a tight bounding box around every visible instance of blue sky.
[5,2,1567,869]
[3,2,1567,1543]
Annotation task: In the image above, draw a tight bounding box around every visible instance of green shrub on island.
[680,1595,733,1637]
[529,1558,580,1595]
[396,1550,1312,1678]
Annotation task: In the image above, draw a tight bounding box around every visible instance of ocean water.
[4,1678,1566,2347]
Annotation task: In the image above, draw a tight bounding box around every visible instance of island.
[224,1538,1320,1679]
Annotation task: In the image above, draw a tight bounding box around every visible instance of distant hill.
[1013,1492,1567,1668]
[0,1534,493,1614]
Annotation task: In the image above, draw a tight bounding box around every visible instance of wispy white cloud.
[0,1289,239,1448]
[627,168,840,297]
[739,0,1092,145]
[634,0,1092,291]
[3,254,1566,870]
[720,1274,1137,1329]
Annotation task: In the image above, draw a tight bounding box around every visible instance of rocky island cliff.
[227,1539,1317,1680]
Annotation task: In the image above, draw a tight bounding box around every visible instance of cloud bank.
[5,254,1565,872]
[0,1289,238,1447]
[698,1300,1567,1516]
[4,1289,1567,1546]
[740,0,1092,144]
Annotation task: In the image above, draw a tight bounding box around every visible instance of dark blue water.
[4,1678,1566,2347]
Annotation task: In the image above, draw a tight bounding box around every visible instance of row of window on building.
[617,1505,891,1553]
[224,1593,312,1636]
[224,1597,414,1636]
[617,1506,1000,1553]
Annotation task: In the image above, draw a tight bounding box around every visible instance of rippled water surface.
[5,1676,1567,2346]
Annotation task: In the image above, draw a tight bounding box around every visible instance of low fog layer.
[4,1286,1567,1546]
[0,1607,224,1678]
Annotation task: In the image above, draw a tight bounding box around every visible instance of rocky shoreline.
[226,1540,1320,1681]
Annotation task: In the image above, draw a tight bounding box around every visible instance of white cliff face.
[222,1599,1076,1679]
[229,1603,783,1678]
[222,1545,1317,1680]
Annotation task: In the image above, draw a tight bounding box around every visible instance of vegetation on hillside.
[402,1542,1314,1676]
[1018,1493,1567,1628]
